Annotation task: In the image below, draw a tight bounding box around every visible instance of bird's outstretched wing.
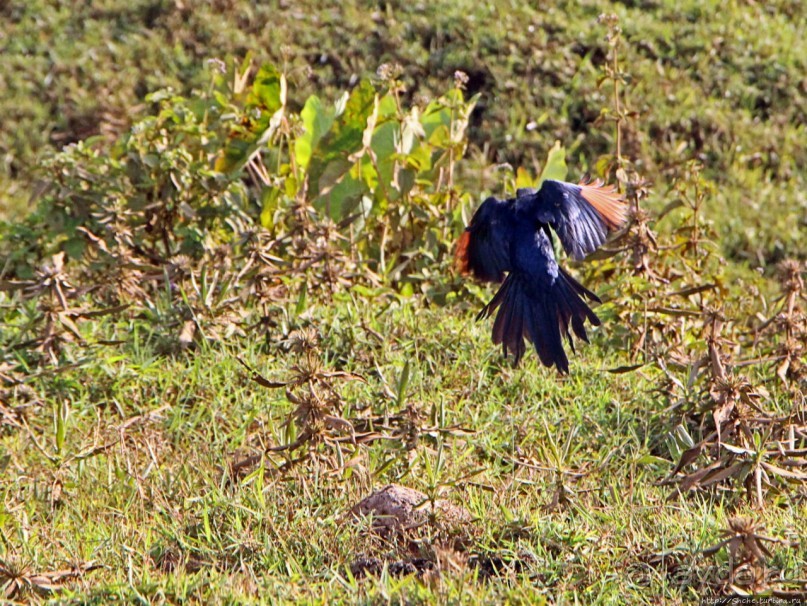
[455,196,512,283]
[517,178,628,261]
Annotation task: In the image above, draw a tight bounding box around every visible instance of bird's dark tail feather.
[478,269,601,374]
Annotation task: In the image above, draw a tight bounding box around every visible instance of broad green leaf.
[295,96,336,172]
[426,124,450,148]
[378,93,398,118]
[305,82,377,197]
[405,144,432,172]
[318,81,375,160]
[249,65,284,113]
[421,100,452,142]
[370,121,399,197]
[538,140,568,184]
[396,166,416,197]
[320,168,366,219]
[317,158,353,195]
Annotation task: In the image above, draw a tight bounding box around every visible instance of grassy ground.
[5,298,804,604]
[1,0,806,604]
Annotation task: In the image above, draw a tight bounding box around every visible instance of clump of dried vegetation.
[587,15,806,593]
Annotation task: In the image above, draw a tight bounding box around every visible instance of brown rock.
[350,484,472,533]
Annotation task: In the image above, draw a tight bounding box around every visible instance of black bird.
[456,178,627,373]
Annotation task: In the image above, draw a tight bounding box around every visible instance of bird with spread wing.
[456,178,628,374]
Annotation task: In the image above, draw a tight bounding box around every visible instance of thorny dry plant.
[232,327,373,476]
[0,556,100,600]
[702,517,803,597]
[662,301,807,507]
[231,325,476,483]
[591,15,807,516]
[1,252,130,364]
[755,260,806,388]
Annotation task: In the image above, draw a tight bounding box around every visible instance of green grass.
[1,0,806,603]
[2,295,805,603]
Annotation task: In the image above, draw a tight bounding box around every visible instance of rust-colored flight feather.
[578,178,628,230]
[455,229,471,274]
